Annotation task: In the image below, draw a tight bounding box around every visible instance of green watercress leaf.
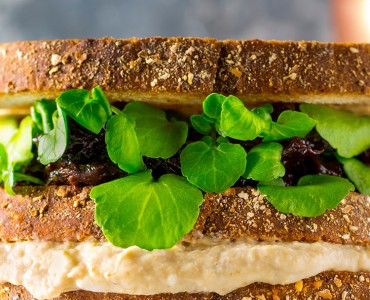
[338,156,370,195]
[259,177,285,186]
[190,114,213,135]
[243,142,285,181]
[220,95,267,140]
[300,104,370,158]
[203,93,227,120]
[0,143,7,171]
[7,116,34,169]
[261,110,316,142]
[31,99,57,134]
[106,113,144,174]
[252,104,273,123]
[56,87,111,134]
[91,86,112,117]
[0,118,17,147]
[123,102,188,159]
[90,170,203,250]
[2,167,14,195]
[38,105,68,165]
[180,140,247,193]
[258,175,354,217]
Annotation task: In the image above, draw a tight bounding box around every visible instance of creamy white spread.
[1,239,370,299]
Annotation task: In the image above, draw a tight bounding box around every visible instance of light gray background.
[0,0,333,43]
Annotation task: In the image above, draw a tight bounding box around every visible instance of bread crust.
[1,271,369,300]
[0,37,220,109]
[1,38,370,110]
[1,186,369,246]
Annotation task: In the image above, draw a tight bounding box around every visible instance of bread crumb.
[16,50,23,60]
[32,196,44,202]
[349,225,358,232]
[75,52,87,64]
[238,191,249,200]
[51,54,62,66]
[230,68,242,78]
[188,72,194,85]
[150,79,158,87]
[343,214,350,223]
[247,212,254,219]
[294,280,303,292]
[359,275,365,282]
[269,53,277,64]
[341,205,354,213]
[283,73,297,81]
[350,47,359,53]
[185,46,195,55]
[341,291,348,300]
[313,279,323,289]
[334,277,342,287]
[0,48,6,57]
[49,67,59,75]
[158,73,171,80]
[341,234,350,240]
[315,289,333,299]
[145,58,155,64]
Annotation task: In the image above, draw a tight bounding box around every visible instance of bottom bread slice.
[1,271,369,300]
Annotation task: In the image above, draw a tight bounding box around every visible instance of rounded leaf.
[38,107,68,165]
[220,95,267,140]
[339,156,370,195]
[181,141,246,193]
[124,102,188,159]
[243,142,285,181]
[90,170,204,250]
[258,175,354,217]
[300,104,370,158]
[106,114,144,174]
[203,93,226,120]
[57,88,110,134]
[261,110,316,142]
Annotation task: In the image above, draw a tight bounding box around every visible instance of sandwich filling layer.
[1,239,369,299]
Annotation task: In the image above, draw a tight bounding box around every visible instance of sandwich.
[0,37,369,299]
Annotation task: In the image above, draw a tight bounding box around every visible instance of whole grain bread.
[1,37,370,299]
[1,38,370,112]
[1,271,370,300]
[1,186,369,246]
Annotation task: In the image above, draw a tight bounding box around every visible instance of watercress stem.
[111,106,125,115]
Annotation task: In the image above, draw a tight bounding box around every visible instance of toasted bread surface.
[0,186,369,246]
[1,38,370,110]
[1,271,370,300]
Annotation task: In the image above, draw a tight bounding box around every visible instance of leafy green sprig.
[301,104,370,195]
[1,88,368,250]
[184,93,361,218]
[29,87,200,250]
[0,117,43,195]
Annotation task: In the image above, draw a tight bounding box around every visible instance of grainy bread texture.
[1,38,370,112]
[1,271,370,300]
[0,186,369,246]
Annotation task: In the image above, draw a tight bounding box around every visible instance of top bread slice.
[0,37,370,112]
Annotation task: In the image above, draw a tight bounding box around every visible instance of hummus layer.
[1,239,370,299]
